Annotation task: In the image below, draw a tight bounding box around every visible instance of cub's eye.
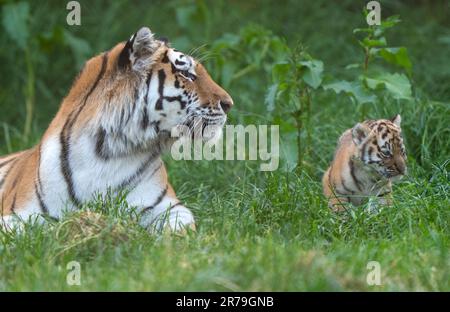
[380,150,392,158]
[179,70,196,81]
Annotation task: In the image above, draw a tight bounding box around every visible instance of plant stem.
[23,46,35,143]
[364,46,369,72]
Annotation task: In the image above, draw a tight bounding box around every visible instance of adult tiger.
[322,115,407,211]
[0,27,233,232]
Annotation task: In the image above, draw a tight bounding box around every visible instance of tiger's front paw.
[149,205,196,235]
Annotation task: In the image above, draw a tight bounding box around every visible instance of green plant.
[267,46,323,172]
[1,1,91,145]
[323,14,414,120]
[2,2,34,142]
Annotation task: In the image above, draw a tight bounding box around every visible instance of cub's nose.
[220,98,233,114]
[395,157,406,175]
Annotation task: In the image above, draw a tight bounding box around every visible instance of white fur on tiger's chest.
[37,133,164,217]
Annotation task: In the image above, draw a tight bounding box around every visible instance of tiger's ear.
[352,123,370,145]
[391,114,401,127]
[118,27,160,70]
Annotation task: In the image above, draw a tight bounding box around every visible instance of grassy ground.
[0,0,449,291]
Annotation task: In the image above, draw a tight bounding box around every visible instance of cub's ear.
[352,123,370,145]
[391,114,401,127]
[118,27,160,69]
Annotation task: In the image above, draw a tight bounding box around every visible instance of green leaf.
[279,133,298,172]
[362,37,387,48]
[272,62,290,82]
[2,2,30,50]
[380,15,401,30]
[345,63,362,70]
[353,27,373,34]
[300,60,323,89]
[323,80,376,104]
[364,73,412,100]
[372,47,412,74]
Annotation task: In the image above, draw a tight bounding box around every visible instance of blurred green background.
[0,0,448,156]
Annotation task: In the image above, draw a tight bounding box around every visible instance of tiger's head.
[75,27,233,157]
[351,115,407,180]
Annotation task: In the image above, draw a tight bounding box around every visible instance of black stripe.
[60,52,109,207]
[36,144,44,194]
[348,159,363,192]
[95,127,109,160]
[60,111,80,206]
[161,51,170,63]
[116,149,160,191]
[150,121,161,133]
[155,69,166,110]
[169,202,183,210]
[0,158,19,190]
[10,194,17,213]
[340,175,354,195]
[148,162,163,179]
[0,157,16,169]
[164,95,187,109]
[141,108,149,130]
[118,34,136,69]
[35,182,49,214]
[174,77,180,89]
[155,99,163,111]
[140,185,168,215]
[119,108,126,127]
[35,143,50,215]
[0,194,4,216]
[145,71,153,104]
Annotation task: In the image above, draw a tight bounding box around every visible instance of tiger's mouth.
[181,114,226,142]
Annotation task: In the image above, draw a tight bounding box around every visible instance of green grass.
[1,161,448,291]
[0,0,449,291]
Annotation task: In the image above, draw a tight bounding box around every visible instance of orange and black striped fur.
[0,27,233,232]
[322,115,406,211]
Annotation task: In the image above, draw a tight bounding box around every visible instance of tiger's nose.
[396,158,406,175]
[220,99,233,114]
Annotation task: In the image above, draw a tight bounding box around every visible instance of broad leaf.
[323,80,376,104]
[362,37,387,48]
[272,62,290,82]
[364,73,412,100]
[372,47,412,74]
[300,60,323,89]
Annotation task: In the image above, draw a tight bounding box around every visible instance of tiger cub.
[0,27,233,232]
[322,115,406,211]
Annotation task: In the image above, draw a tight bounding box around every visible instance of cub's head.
[78,27,233,155]
[352,115,407,179]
